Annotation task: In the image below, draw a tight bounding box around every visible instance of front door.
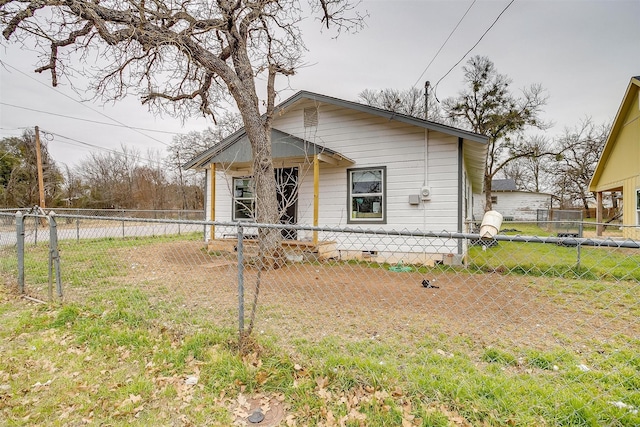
[276,167,298,240]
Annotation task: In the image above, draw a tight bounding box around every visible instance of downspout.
[457,137,463,255]
[210,163,216,241]
[313,154,319,245]
[423,129,429,231]
[423,81,430,231]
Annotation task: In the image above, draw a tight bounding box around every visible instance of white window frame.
[232,177,255,221]
[347,166,386,224]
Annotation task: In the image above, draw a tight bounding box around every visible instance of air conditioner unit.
[420,186,431,201]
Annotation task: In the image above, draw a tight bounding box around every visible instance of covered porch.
[184,128,354,245]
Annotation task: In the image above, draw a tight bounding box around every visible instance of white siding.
[208,100,467,259]
[473,191,553,222]
[206,168,241,238]
[272,104,462,234]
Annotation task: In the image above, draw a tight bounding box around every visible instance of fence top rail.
[0,209,204,215]
[50,208,205,213]
[9,212,640,249]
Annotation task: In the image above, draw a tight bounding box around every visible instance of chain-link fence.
[1,211,638,425]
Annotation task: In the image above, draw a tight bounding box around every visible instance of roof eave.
[589,77,640,191]
[275,90,489,144]
[182,127,248,170]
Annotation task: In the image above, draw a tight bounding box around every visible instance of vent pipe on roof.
[424,81,430,121]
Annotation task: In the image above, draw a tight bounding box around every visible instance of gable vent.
[304,107,318,127]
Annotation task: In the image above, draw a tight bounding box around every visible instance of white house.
[473,179,553,222]
[184,91,488,265]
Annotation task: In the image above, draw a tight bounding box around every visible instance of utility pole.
[34,126,46,209]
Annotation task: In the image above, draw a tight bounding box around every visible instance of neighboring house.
[473,179,553,222]
[589,76,640,239]
[184,91,488,265]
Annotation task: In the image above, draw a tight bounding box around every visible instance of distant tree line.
[0,114,242,210]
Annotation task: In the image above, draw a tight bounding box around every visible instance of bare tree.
[167,113,243,170]
[132,149,169,210]
[499,135,556,193]
[61,164,88,208]
[442,56,550,211]
[358,87,444,121]
[77,145,141,208]
[553,119,609,214]
[166,113,243,209]
[1,0,365,266]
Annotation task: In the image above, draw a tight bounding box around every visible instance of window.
[231,168,299,228]
[491,195,498,205]
[233,178,255,221]
[347,167,386,224]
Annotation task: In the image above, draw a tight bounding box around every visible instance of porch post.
[313,155,319,245]
[210,164,216,240]
[596,191,603,236]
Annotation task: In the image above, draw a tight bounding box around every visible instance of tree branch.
[33,21,94,86]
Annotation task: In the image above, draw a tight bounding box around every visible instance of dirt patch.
[75,240,636,350]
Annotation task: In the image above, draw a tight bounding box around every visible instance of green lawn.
[1,285,638,426]
[0,232,638,425]
[469,223,640,281]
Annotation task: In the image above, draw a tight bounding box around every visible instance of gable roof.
[492,179,518,191]
[589,76,640,191]
[184,90,489,190]
[273,91,489,143]
[183,128,353,170]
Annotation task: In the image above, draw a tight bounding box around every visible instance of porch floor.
[206,238,337,261]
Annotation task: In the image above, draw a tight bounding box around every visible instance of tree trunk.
[581,196,591,218]
[242,110,283,269]
[484,173,493,212]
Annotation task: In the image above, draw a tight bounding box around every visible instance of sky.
[0,0,638,169]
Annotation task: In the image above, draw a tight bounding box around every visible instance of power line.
[433,0,516,101]
[411,0,477,90]
[0,102,183,135]
[43,130,163,166]
[0,61,171,146]
[0,126,28,132]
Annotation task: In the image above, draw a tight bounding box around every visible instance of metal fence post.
[34,214,38,246]
[237,224,245,337]
[576,221,583,270]
[16,211,25,294]
[48,212,63,300]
